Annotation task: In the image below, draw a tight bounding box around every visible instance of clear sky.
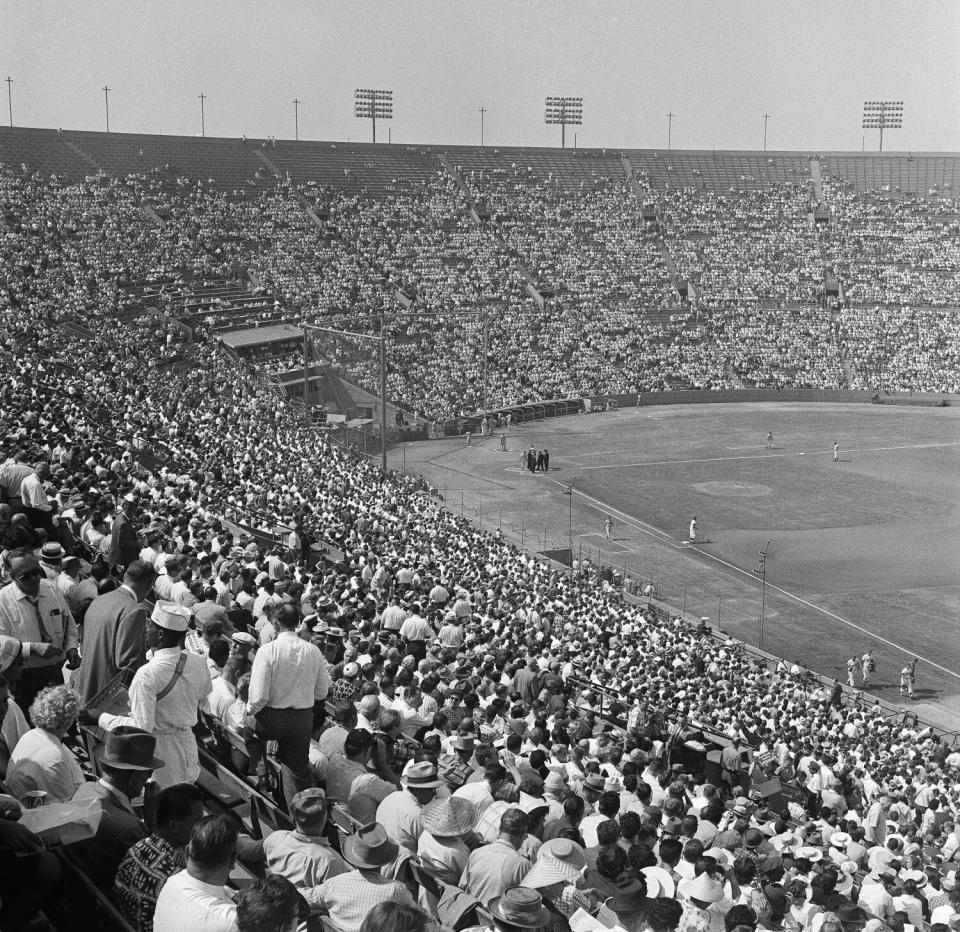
[5,0,960,151]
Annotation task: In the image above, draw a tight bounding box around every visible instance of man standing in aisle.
[87,602,211,788]
[109,494,141,572]
[248,603,330,805]
[73,559,157,707]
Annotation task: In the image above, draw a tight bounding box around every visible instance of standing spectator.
[87,603,212,788]
[0,547,80,710]
[109,495,141,571]
[19,463,55,534]
[247,603,329,806]
[73,559,156,706]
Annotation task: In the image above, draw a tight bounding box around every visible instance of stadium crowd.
[1,153,960,930]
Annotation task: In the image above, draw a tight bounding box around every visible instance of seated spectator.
[6,684,84,802]
[416,795,479,884]
[262,788,349,895]
[376,759,443,854]
[71,726,164,890]
[0,790,61,931]
[461,807,532,907]
[307,822,418,932]
[154,815,240,932]
[113,782,205,932]
[325,727,397,824]
[236,875,306,932]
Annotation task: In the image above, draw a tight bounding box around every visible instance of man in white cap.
[83,601,212,788]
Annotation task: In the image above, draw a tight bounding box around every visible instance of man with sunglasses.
[0,547,80,711]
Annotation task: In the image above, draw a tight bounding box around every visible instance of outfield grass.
[395,402,960,729]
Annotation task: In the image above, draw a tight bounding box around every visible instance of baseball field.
[392,402,960,730]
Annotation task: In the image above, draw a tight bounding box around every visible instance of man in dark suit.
[73,560,156,707]
[108,495,140,571]
[71,726,163,890]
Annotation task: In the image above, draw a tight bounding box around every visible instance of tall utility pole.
[5,77,12,127]
[478,107,486,147]
[379,314,387,472]
[762,113,771,152]
[667,112,675,150]
[354,88,393,144]
[545,96,583,149]
[754,540,771,649]
[103,85,111,133]
[198,93,206,138]
[292,98,300,141]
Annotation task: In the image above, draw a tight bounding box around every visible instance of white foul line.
[577,440,960,471]
[555,478,960,682]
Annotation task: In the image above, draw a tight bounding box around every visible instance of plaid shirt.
[114,834,185,932]
[313,870,416,932]
[439,753,474,791]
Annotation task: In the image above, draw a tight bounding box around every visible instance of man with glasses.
[0,548,80,711]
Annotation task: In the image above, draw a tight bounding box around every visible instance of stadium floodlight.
[545,95,583,149]
[354,88,393,143]
[862,100,903,152]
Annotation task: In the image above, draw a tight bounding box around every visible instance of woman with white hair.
[7,684,85,802]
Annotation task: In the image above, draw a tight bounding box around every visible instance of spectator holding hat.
[85,601,211,788]
[262,788,349,895]
[307,821,417,932]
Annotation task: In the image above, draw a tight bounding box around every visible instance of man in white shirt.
[0,547,80,709]
[154,815,239,932]
[247,603,329,807]
[453,763,507,817]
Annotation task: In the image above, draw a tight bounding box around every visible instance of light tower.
[862,101,903,152]
[354,88,393,144]
[545,96,582,149]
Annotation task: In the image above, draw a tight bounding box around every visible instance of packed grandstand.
[0,126,959,932]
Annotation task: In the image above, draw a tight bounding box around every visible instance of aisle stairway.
[810,157,824,201]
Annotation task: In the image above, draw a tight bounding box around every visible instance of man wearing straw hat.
[307,822,417,932]
[85,602,211,788]
[417,795,479,884]
[376,759,444,854]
